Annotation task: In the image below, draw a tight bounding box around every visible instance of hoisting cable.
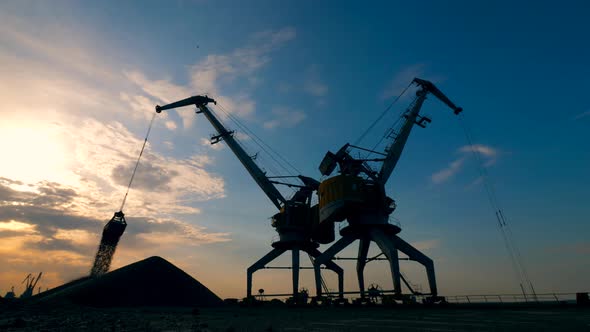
[119,112,157,211]
[357,91,414,174]
[308,253,330,295]
[367,109,405,159]
[214,102,301,176]
[203,103,298,195]
[91,112,158,277]
[457,114,537,301]
[458,115,533,299]
[354,81,413,146]
[212,103,292,178]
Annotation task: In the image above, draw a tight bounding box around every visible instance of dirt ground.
[1,303,589,331]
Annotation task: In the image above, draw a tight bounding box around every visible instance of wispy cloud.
[381,64,425,100]
[381,64,447,102]
[431,144,499,184]
[263,107,307,129]
[303,64,329,98]
[119,93,161,121]
[459,144,498,167]
[125,27,296,128]
[277,82,292,93]
[0,179,230,282]
[0,12,120,84]
[0,18,233,288]
[574,110,590,120]
[431,157,467,184]
[164,120,177,130]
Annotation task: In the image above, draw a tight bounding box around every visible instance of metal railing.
[252,291,584,305]
[444,292,581,304]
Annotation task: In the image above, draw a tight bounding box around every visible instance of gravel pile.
[33,256,222,307]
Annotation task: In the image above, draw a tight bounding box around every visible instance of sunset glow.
[0,1,588,301]
[0,122,72,185]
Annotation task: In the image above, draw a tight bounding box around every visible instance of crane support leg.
[246,248,286,298]
[392,235,437,296]
[313,234,356,298]
[307,248,344,298]
[357,238,371,298]
[370,229,402,295]
[292,248,300,297]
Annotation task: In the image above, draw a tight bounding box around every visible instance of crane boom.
[156,96,287,210]
[377,78,462,184]
[377,91,427,184]
[31,272,42,290]
[413,78,463,114]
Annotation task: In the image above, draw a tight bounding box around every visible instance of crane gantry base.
[247,241,344,301]
[312,224,437,300]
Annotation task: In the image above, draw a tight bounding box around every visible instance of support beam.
[357,238,370,298]
[313,234,356,298]
[307,248,344,298]
[246,248,286,298]
[371,229,402,294]
[292,248,300,297]
[392,235,437,295]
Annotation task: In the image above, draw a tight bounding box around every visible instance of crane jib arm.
[412,78,463,115]
[377,92,427,185]
[155,96,286,210]
[377,79,463,185]
[197,105,286,210]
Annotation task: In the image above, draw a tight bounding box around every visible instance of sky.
[0,0,588,299]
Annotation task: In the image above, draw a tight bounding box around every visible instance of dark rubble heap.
[34,256,222,307]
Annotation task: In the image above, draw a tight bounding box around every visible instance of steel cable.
[119,112,157,211]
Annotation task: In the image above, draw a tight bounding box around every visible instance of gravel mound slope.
[34,256,222,307]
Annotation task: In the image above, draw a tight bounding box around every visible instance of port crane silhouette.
[155,95,344,300]
[20,272,42,298]
[313,78,462,302]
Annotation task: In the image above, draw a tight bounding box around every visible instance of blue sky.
[0,0,588,298]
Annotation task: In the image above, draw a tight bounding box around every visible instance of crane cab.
[310,204,335,244]
[271,203,309,229]
[318,175,364,223]
[270,202,336,245]
[318,174,395,225]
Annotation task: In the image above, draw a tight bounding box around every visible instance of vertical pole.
[312,235,356,298]
[307,248,344,299]
[246,248,285,298]
[292,248,300,299]
[357,238,370,299]
[520,283,528,302]
[247,273,253,298]
[371,229,401,294]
